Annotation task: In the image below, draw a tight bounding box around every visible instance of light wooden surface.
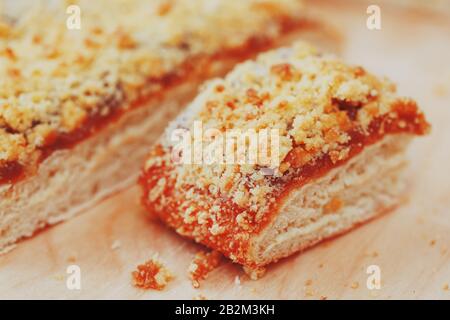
[1,0,449,299]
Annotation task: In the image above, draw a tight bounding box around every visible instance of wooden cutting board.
[1,0,449,299]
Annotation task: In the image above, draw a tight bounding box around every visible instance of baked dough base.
[249,135,411,266]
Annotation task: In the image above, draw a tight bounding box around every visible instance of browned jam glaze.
[140,103,430,268]
[0,161,25,184]
[0,15,304,186]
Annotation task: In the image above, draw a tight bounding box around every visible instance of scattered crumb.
[320,295,328,300]
[111,240,122,250]
[305,279,313,286]
[304,288,314,297]
[350,281,359,289]
[369,291,379,298]
[443,284,449,291]
[67,255,77,263]
[250,287,257,294]
[364,250,379,258]
[433,84,448,97]
[243,266,266,280]
[132,254,173,290]
[193,294,208,300]
[188,250,222,288]
[318,263,324,269]
[429,239,436,246]
[53,274,64,281]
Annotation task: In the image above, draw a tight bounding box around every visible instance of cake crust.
[140,42,430,268]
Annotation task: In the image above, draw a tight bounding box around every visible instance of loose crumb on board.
[67,255,77,263]
[304,288,314,297]
[53,274,64,281]
[132,254,173,290]
[443,284,449,291]
[193,294,208,300]
[364,250,379,258]
[350,281,359,289]
[243,266,266,280]
[433,84,448,97]
[188,250,222,288]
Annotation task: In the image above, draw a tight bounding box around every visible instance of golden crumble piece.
[61,101,88,131]
[132,255,174,290]
[0,131,27,162]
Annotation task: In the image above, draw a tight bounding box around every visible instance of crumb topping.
[188,250,222,288]
[141,41,430,267]
[350,281,359,289]
[0,0,303,180]
[132,255,173,290]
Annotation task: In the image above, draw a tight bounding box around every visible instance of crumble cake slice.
[140,41,430,269]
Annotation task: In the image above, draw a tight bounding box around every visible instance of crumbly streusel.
[0,0,303,174]
[132,254,174,290]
